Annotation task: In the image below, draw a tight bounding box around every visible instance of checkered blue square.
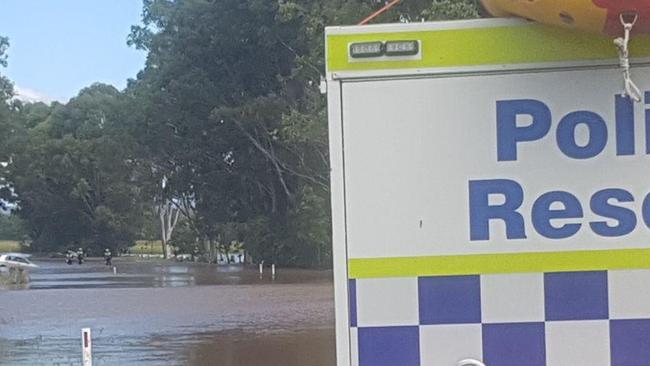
[545,271,609,321]
[358,326,420,366]
[419,275,481,325]
[610,319,650,366]
[483,322,546,366]
[349,269,650,365]
[349,279,357,327]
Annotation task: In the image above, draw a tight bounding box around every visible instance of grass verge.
[0,240,21,253]
[132,240,164,255]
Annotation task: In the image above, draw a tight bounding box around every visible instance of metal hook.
[614,12,642,102]
[620,12,639,29]
[458,359,486,366]
[619,11,639,27]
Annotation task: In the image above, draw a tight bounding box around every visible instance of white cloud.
[13,85,60,104]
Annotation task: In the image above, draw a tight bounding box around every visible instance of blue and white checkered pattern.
[348,270,650,366]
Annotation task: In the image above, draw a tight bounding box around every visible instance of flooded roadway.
[0,258,335,365]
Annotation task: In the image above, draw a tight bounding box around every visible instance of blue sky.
[0,1,146,103]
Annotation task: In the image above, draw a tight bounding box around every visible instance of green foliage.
[0,1,485,266]
[240,216,274,263]
[1,85,148,253]
[0,215,27,241]
[423,0,481,20]
[0,36,16,214]
[0,36,13,106]
[0,36,8,68]
[124,0,481,267]
[132,240,164,255]
[125,0,318,265]
[285,185,331,267]
[168,220,198,254]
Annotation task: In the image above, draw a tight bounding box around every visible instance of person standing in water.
[104,248,112,266]
[65,250,74,265]
[76,248,84,265]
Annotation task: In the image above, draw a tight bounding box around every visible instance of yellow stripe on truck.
[327,24,650,72]
[348,248,650,279]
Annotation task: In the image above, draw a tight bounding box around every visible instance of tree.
[0,36,18,214]
[0,214,27,241]
[154,176,191,258]
[126,0,308,261]
[168,218,199,255]
[122,0,484,266]
[423,0,481,20]
[0,36,8,68]
[1,85,149,253]
[0,1,485,262]
[0,35,14,128]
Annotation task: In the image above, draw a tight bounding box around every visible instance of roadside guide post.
[326,18,650,365]
[81,328,92,366]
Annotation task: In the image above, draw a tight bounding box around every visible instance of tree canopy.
[0,1,482,265]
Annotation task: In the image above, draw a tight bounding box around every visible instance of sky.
[0,1,147,103]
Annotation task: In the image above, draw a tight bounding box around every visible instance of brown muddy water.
[0,258,335,365]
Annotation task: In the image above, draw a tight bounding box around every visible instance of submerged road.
[0,259,335,365]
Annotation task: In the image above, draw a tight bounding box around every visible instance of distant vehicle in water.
[0,253,38,271]
[0,253,38,285]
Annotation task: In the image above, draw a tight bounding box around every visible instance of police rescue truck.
[325,11,650,366]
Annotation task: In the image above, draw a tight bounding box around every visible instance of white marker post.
[81,328,92,366]
[271,264,276,280]
[259,263,263,278]
[112,266,117,275]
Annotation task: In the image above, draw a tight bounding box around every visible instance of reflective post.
[81,328,92,366]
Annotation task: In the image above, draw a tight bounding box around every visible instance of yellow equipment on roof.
[482,0,650,102]
[481,0,650,37]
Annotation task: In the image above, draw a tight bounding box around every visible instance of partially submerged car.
[0,253,38,271]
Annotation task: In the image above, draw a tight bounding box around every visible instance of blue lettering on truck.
[469,93,650,241]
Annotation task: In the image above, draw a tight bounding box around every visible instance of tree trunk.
[158,200,181,259]
[161,238,168,258]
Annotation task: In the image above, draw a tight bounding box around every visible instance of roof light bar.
[349,40,420,59]
[385,40,419,56]
[349,42,384,58]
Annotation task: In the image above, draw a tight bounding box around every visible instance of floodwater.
[0,258,335,365]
